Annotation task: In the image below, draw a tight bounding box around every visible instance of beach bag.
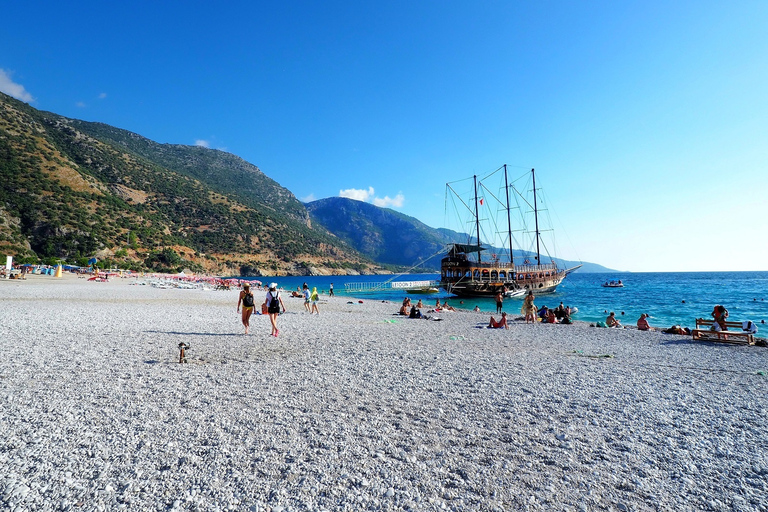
[242,292,254,308]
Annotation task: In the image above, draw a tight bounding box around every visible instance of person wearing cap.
[266,283,285,337]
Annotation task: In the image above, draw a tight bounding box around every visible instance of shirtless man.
[606,312,622,328]
[495,290,504,314]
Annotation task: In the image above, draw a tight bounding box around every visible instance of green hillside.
[0,92,376,275]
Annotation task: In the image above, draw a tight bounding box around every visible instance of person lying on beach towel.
[441,301,456,311]
[488,312,508,329]
[663,325,691,335]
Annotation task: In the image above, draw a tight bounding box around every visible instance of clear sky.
[2,1,766,271]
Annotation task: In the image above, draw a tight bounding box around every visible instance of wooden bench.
[691,318,755,345]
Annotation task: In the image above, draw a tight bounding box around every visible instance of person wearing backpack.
[266,283,285,337]
[237,282,256,334]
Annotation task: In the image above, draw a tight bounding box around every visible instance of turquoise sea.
[244,271,768,330]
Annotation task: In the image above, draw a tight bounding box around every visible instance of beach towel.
[743,321,758,334]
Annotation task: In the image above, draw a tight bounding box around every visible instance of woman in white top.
[266,283,285,337]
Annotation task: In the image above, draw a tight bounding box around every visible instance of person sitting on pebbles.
[637,313,653,331]
[546,309,559,324]
[606,311,622,328]
[488,312,509,329]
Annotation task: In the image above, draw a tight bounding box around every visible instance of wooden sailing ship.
[440,166,580,298]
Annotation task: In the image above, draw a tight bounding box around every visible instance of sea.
[243,271,768,330]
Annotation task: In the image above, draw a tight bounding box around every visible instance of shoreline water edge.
[1,273,767,510]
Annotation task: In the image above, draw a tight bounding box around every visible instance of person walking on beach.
[522,291,536,323]
[329,283,334,297]
[266,283,285,337]
[495,289,504,314]
[237,282,256,334]
[310,287,320,314]
[303,283,311,312]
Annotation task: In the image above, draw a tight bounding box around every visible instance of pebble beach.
[1,275,767,512]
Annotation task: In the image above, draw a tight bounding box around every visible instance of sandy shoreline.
[1,276,767,511]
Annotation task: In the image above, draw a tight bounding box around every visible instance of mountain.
[307,197,615,273]
[0,92,378,275]
[306,197,454,269]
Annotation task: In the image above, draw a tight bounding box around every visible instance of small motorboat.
[406,286,440,294]
[602,280,624,288]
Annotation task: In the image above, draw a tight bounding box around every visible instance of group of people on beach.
[237,282,759,339]
[237,281,331,336]
[398,297,459,319]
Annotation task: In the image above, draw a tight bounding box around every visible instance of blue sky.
[2,1,766,271]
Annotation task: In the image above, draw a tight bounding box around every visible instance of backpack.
[242,292,254,308]
[269,291,280,309]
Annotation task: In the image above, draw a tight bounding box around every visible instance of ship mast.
[532,168,541,265]
[504,164,514,266]
[474,174,482,264]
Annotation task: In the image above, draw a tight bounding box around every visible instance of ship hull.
[440,259,567,297]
